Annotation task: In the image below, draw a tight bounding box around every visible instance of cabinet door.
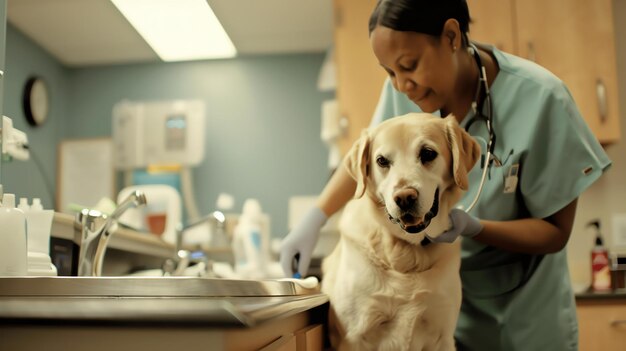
[333,0,387,155]
[467,0,517,54]
[577,299,626,351]
[515,0,620,144]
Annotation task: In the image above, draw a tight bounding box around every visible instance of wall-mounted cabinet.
[333,0,386,155]
[332,0,621,156]
[469,0,621,144]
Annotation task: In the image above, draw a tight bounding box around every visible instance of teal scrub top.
[370,46,611,350]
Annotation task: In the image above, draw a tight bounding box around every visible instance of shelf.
[51,212,175,259]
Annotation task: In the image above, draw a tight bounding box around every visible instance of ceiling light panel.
[111,0,237,61]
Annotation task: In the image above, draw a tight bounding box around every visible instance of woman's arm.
[316,163,357,217]
[473,199,578,254]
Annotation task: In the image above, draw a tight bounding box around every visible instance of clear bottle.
[232,199,266,279]
[0,193,28,276]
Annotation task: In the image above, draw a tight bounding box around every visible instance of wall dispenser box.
[112,99,206,170]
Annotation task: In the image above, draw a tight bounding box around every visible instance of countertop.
[0,277,330,351]
[575,288,626,301]
[0,276,329,328]
[0,294,329,327]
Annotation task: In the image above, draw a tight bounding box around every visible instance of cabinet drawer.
[577,299,626,351]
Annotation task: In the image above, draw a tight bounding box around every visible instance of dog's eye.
[419,148,438,164]
[376,155,390,168]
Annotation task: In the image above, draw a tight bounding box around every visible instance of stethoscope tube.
[464,149,492,212]
[462,43,494,213]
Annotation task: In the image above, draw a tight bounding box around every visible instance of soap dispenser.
[589,219,611,291]
[0,193,28,276]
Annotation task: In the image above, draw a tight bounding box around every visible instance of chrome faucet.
[162,210,227,277]
[75,191,147,276]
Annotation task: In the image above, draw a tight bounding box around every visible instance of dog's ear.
[444,115,481,190]
[344,129,371,198]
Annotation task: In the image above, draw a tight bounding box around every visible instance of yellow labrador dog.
[321,113,480,351]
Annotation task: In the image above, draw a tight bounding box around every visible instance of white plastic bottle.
[31,198,43,211]
[23,197,57,276]
[232,199,266,279]
[18,197,30,212]
[0,193,28,276]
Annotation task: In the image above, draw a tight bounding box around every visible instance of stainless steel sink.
[0,276,317,297]
[0,277,328,327]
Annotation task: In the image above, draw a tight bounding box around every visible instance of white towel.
[276,276,320,290]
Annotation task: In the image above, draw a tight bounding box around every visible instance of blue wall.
[1,25,70,209]
[3,23,334,237]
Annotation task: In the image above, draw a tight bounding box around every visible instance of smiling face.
[345,113,481,241]
[370,25,459,113]
[370,114,452,233]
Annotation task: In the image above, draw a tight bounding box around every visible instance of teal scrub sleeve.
[520,85,611,219]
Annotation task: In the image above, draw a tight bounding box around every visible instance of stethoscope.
[462,43,499,212]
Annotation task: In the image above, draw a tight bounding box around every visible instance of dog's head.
[344,113,480,241]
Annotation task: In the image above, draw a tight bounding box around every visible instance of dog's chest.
[331,238,436,317]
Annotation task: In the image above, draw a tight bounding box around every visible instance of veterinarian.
[281,0,611,350]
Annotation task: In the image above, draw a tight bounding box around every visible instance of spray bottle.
[589,219,611,291]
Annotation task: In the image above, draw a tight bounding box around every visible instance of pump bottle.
[589,220,611,291]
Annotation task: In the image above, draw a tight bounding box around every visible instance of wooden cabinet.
[0,313,325,351]
[333,0,387,155]
[469,0,621,144]
[332,0,621,155]
[467,0,516,53]
[577,299,626,351]
[261,324,323,351]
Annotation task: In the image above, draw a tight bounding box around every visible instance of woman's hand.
[279,206,328,277]
[428,208,483,243]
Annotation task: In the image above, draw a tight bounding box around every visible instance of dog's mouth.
[387,188,439,234]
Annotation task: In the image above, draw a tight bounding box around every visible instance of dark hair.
[368,0,471,46]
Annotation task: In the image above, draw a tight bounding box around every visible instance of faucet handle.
[75,209,107,240]
[111,190,147,220]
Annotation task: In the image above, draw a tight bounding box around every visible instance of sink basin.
[0,276,327,327]
[0,276,318,297]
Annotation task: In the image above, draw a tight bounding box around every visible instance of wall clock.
[23,76,50,127]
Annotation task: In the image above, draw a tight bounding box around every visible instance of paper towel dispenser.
[112,99,206,170]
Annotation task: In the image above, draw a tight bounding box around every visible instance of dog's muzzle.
[387,188,439,234]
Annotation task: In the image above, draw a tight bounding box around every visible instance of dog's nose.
[393,188,418,211]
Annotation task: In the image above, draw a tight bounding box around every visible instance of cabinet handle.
[596,79,608,124]
[611,319,626,328]
[339,116,349,136]
[527,42,536,62]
